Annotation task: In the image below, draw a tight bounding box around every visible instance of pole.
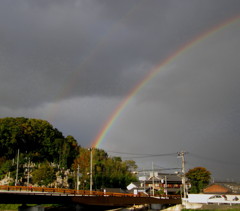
[89,148,93,193]
[27,157,30,188]
[144,170,146,192]
[152,162,154,196]
[165,175,168,196]
[77,164,80,191]
[178,151,187,199]
[15,149,19,186]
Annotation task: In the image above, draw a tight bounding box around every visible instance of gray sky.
[1,0,240,181]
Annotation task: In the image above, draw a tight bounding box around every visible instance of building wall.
[188,194,240,204]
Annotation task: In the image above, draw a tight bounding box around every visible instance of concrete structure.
[186,193,240,208]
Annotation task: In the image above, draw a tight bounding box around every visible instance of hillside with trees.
[0,117,137,189]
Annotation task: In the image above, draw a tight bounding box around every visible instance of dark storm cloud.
[102,23,240,180]
[1,0,240,108]
[0,0,240,180]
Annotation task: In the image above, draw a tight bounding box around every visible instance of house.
[203,182,240,194]
[127,182,140,191]
[127,172,182,195]
[145,172,182,195]
[127,182,147,195]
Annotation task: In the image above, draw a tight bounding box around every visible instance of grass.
[183,208,240,211]
[0,204,62,210]
[0,204,21,210]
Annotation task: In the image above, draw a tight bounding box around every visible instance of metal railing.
[0,185,134,197]
[0,185,181,199]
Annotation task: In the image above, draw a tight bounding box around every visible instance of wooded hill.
[0,117,137,189]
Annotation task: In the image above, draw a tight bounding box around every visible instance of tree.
[31,162,56,186]
[0,157,13,180]
[72,148,138,189]
[186,167,211,193]
[0,117,137,189]
[0,117,80,168]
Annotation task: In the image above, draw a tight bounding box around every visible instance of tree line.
[0,117,137,189]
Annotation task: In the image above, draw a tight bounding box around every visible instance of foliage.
[0,204,63,210]
[73,148,138,189]
[0,204,21,210]
[0,117,79,168]
[31,162,56,186]
[0,157,14,180]
[0,117,138,189]
[186,167,211,193]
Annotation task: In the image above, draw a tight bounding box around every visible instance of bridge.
[0,185,181,209]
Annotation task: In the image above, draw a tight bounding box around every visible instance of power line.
[106,150,177,158]
[189,152,240,166]
[137,167,181,172]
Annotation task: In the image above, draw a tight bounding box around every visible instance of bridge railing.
[0,185,135,197]
[0,185,180,199]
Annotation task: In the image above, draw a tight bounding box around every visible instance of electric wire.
[106,150,177,159]
[137,167,181,172]
[189,152,240,166]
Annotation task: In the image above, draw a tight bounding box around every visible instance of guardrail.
[0,185,134,197]
[0,185,180,199]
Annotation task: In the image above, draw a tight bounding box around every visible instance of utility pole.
[178,151,187,199]
[152,162,155,196]
[143,170,146,192]
[77,164,80,191]
[165,175,168,196]
[15,149,19,186]
[88,148,93,193]
[27,157,30,188]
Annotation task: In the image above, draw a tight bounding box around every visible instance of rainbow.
[91,14,240,148]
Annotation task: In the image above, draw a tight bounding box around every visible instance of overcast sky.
[1,0,240,181]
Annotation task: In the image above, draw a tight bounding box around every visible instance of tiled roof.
[204,183,240,194]
[204,184,231,194]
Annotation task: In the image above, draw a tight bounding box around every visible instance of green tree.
[0,117,80,168]
[186,167,211,193]
[72,148,138,190]
[124,160,137,172]
[0,157,13,180]
[31,162,56,186]
[93,156,137,189]
[0,117,137,189]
